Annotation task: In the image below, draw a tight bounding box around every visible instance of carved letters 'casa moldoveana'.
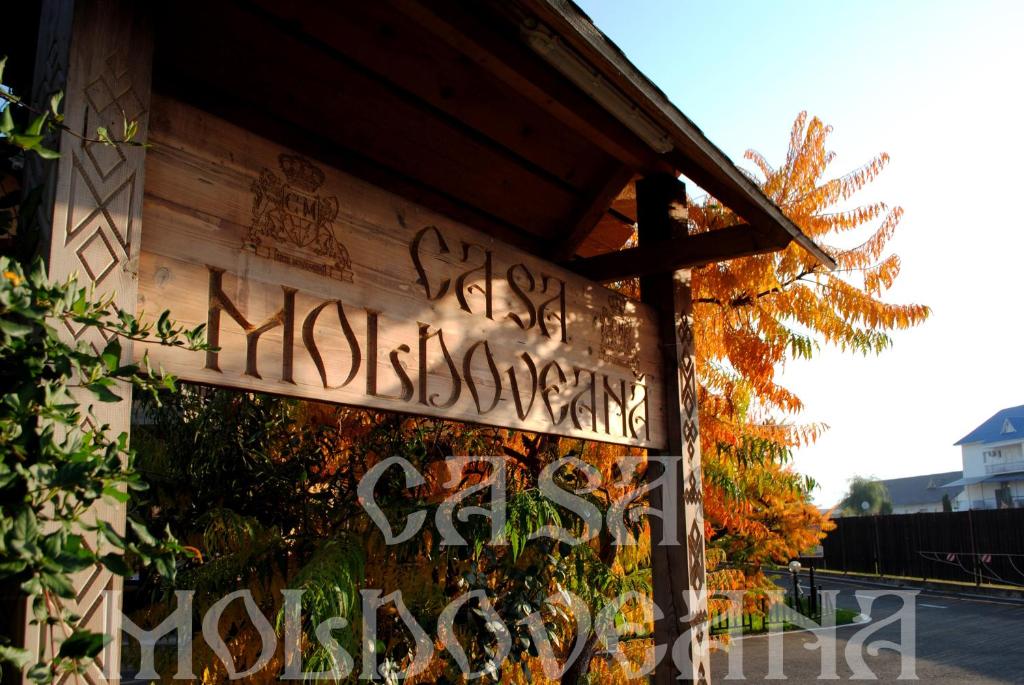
[137,96,666,448]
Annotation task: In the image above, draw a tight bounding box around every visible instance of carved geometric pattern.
[79,414,98,435]
[62,316,87,341]
[25,2,152,681]
[679,314,699,466]
[684,469,703,504]
[680,356,696,415]
[36,569,118,684]
[54,48,147,304]
[688,517,706,594]
[682,417,698,462]
[677,309,694,348]
[82,53,146,181]
[61,314,113,358]
[75,225,119,283]
[65,154,137,250]
[84,132,127,182]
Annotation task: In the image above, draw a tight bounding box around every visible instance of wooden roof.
[150,0,833,270]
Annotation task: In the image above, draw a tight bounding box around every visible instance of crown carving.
[278,154,325,192]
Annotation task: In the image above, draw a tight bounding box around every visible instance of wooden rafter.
[563,222,792,283]
[551,165,635,261]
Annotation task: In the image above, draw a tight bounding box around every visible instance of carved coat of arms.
[598,293,640,373]
[247,154,354,282]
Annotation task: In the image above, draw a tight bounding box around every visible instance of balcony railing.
[984,461,1024,475]
[970,497,1024,510]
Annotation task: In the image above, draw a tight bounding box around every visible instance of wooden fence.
[806,509,1024,587]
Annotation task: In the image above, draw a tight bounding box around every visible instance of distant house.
[880,471,962,514]
[947,404,1024,510]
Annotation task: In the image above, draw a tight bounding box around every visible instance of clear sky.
[577,0,1024,505]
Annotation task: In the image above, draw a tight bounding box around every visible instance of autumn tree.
[692,111,928,586]
[121,112,927,684]
[128,390,652,684]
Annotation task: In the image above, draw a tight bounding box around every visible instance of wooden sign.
[137,96,666,448]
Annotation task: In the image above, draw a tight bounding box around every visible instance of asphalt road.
[709,573,1024,683]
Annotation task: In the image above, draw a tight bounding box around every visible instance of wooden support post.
[639,173,710,683]
[23,1,153,682]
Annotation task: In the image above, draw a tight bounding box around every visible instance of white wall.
[962,439,1024,478]
[891,502,945,514]
[960,478,1024,510]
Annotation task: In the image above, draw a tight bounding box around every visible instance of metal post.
[840,516,848,573]
[874,514,883,577]
[809,565,817,616]
[968,508,981,587]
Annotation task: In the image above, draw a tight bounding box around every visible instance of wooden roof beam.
[551,165,635,261]
[563,222,792,283]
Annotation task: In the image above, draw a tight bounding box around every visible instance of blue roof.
[955,404,1024,445]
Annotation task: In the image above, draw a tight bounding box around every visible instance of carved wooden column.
[639,174,710,683]
[24,1,153,681]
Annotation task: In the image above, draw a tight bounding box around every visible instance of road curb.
[717,612,872,644]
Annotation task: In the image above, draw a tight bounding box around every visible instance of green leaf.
[0,643,33,669]
[0,105,14,135]
[26,662,52,683]
[85,380,121,403]
[129,518,157,546]
[123,118,138,143]
[153,553,176,580]
[100,552,132,577]
[97,522,126,550]
[49,90,64,118]
[0,318,34,337]
[100,337,121,372]
[57,629,110,659]
[102,484,130,503]
[10,133,44,149]
[48,533,86,562]
[40,571,76,600]
[156,311,171,337]
[26,113,48,137]
[12,508,40,546]
[0,558,28,574]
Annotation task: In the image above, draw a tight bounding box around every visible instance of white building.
[948,404,1024,510]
